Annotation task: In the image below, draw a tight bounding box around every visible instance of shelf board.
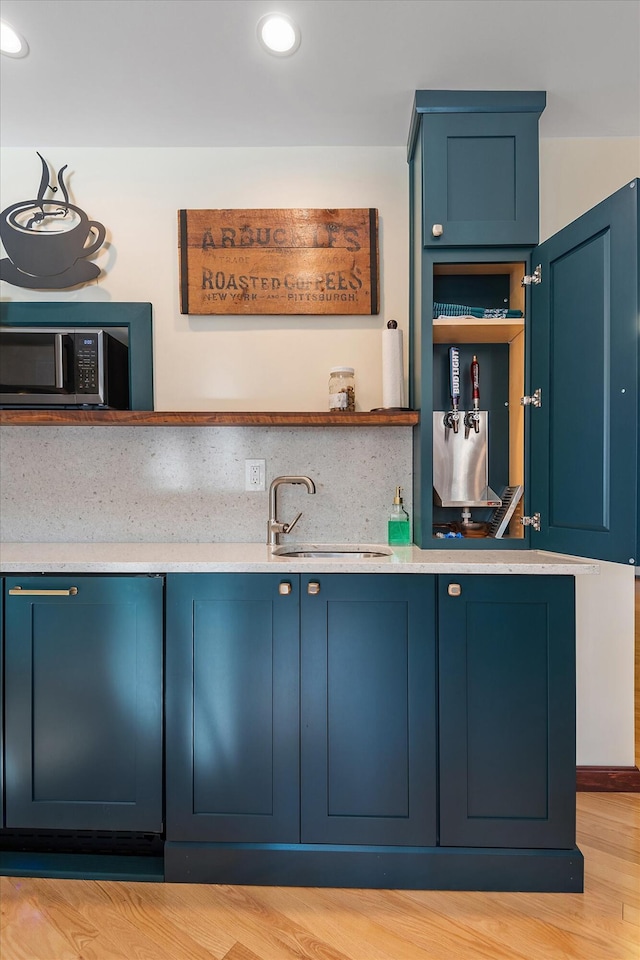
[433,317,525,344]
[0,409,419,427]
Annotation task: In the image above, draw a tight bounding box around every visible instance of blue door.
[438,575,576,848]
[420,110,542,248]
[4,575,163,831]
[300,574,437,845]
[165,573,300,843]
[0,582,3,828]
[529,180,639,565]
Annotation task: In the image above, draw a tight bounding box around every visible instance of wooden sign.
[178,208,379,315]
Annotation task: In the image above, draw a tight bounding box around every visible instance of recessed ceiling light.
[1,19,29,58]
[257,13,301,56]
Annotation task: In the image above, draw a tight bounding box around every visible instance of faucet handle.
[283,511,303,534]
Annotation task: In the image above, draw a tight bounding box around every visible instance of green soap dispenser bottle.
[388,486,411,545]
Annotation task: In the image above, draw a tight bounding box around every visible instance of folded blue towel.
[434,301,523,319]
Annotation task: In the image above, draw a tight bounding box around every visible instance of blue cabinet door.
[0,582,3,828]
[301,574,437,845]
[4,575,163,831]
[529,180,639,565]
[438,575,576,848]
[410,92,545,248]
[165,573,300,843]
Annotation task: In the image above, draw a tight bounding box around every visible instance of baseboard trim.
[0,851,163,881]
[576,766,640,792]
[165,841,584,892]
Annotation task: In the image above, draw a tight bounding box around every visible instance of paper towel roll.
[382,324,405,408]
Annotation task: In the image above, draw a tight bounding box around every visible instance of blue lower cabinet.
[0,581,3,828]
[165,573,437,848]
[300,574,437,845]
[164,571,581,890]
[438,574,576,848]
[1,568,582,888]
[165,573,300,843]
[3,575,163,832]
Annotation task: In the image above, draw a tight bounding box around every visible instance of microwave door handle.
[54,334,64,389]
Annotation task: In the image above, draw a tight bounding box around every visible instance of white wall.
[0,147,409,413]
[575,561,636,765]
[1,139,638,766]
[540,137,640,241]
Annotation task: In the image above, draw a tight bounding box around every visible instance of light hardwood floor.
[1,790,638,960]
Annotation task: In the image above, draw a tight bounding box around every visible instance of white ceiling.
[1,0,639,148]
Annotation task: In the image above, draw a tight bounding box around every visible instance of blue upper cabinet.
[407,90,638,566]
[529,180,639,565]
[408,91,546,247]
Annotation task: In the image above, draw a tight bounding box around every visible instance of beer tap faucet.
[443,346,461,434]
[464,355,481,437]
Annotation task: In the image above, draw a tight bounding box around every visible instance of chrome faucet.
[267,475,316,546]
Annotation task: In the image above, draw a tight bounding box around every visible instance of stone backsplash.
[0,426,413,544]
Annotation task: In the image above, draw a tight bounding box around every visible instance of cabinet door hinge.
[521,388,542,407]
[520,512,541,532]
[521,264,542,286]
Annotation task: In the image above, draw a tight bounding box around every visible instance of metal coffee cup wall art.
[0,153,106,289]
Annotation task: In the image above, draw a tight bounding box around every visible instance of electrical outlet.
[245,458,266,491]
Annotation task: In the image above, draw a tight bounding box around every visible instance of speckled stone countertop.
[0,542,599,575]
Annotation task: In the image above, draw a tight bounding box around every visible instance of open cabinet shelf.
[429,259,527,542]
[432,318,524,344]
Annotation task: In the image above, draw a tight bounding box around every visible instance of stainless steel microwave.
[0,326,129,408]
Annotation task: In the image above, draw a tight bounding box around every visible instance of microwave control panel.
[74,333,99,394]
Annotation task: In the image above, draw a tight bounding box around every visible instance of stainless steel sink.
[273,546,393,559]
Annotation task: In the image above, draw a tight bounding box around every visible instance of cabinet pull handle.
[432,223,444,238]
[307,582,321,595]
[9,586,78,596]
[447,583,462,597]
[278,582,292,596]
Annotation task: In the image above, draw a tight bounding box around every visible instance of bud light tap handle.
[445,346,461,434]
[449,346,460,411]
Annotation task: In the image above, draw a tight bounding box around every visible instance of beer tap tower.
[434,350,501,526]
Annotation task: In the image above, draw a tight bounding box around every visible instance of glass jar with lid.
[329,367,355,411]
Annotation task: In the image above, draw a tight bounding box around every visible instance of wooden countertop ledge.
[0,410,419,427]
